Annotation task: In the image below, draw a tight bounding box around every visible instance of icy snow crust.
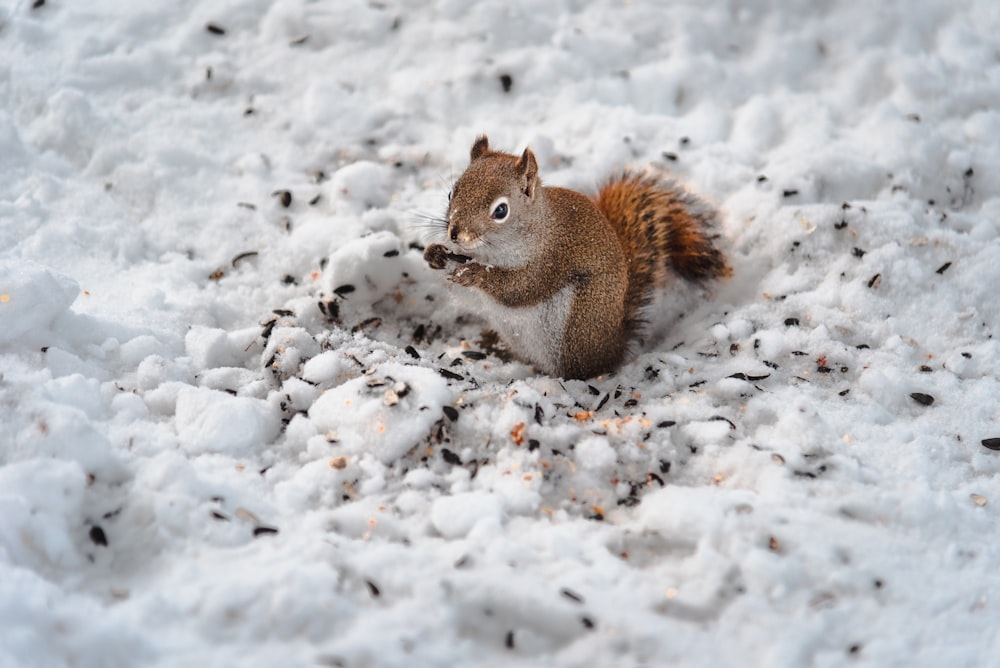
[2,1,1000,666]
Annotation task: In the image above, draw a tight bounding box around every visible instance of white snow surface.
[2,1,1000,666]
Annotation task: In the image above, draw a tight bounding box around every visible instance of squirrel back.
[423,135,728,379]
[593,172,730,340]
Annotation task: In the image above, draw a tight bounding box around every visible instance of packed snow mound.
[0,259,79,344]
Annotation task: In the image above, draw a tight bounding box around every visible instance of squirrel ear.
[516,148,539,198]
[470,135,490,161]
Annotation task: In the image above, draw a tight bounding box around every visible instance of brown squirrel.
[423,135,729,379]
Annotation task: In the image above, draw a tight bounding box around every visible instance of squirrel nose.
[449,226,458,242]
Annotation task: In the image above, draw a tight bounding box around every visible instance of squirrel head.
[445,134,542,266]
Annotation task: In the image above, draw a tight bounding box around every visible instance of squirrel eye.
[490,198,510,222]
[447,191,452,201]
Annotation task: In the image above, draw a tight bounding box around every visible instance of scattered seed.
[581,616,596,630]
[935,261,952,275]
[499,73,513,92]
[231,251,259,268]
[970,494,988,507]
[309,194,321,206]
[782,189,799,197]
[852,247,866,258]
[209,269,225,281]
[260,319,277,341]
[445,251,471,264]
[237,202,256,210]
[561,588,584,604]
[505,630,515,649]
[334,284,356,297]
[919,365,932,373]
[281,274,297,285]
[981,438,1000,451]
[657,420,676,428]
[89,526,108,547]
[834,220,848,230]
[405,345,420,359]
[441,448,461,465]
[442,406,459,421]
[909,392,934,406]
[595,393,610,411]
[768,536,780,552]
[868,273,881,289]
[462,350,486,360]
[623,398,638,408]
[439,368,463,381]
[272,190,292,208]
[710,415,736,429]
[510,422,526,445]
[383,249,399,257]
[206,23,226,35]
[838,389,850,396]
[662,151,678,161]
[383,388,399,406]
[365,580,380,597]
[587,385,600,396]
[784,318,799,327]
[771,453,785,464]
[728,372,770,381]
[351,317,381,333]
[527,439,540,452]
[211,510,229,521]
[317,299,339,321]
[757,175,767,182]
[253,526,279,537]
[817,366,832,373]
[32,0,45,8]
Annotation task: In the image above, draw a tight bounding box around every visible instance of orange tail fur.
[593,172,729,332]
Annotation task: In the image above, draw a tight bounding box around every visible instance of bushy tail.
[593,171,729,331]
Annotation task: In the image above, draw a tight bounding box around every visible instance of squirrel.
[423,135,730,380]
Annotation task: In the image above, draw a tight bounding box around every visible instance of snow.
[2,0,1000,666]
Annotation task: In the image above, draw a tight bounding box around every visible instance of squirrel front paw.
[424,243,450,270]
[450,262,487,287]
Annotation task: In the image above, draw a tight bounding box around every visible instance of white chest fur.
[453,282,575,374]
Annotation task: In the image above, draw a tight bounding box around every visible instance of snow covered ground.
[2,0,1000,665]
